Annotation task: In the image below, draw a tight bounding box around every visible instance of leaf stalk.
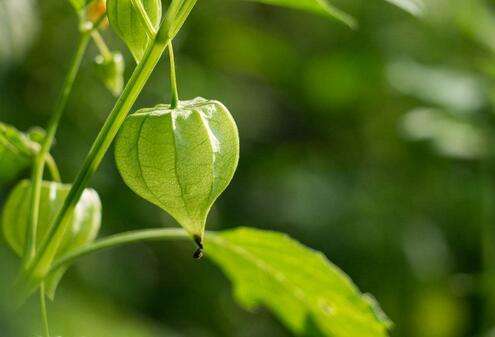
[50,228,191,272]
[91,30,113,61]
[39,283,50,337]
[168,41,180,108]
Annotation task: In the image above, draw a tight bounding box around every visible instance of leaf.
[2,180,101,299]
[383,0,424,16]
[94,52,125,96]
[114,98,240,241]
[206,227,392,337]
[107,0,162,62]
[244,0,356,28]
[0,122,39,186]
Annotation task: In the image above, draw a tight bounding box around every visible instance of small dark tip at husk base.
[193,234,204,260]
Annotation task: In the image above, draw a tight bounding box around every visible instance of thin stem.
[50,228,190,273]
[18,0,198,302]
[39,283,50,337]
[166,0,183,23]
[45,154,61,182]
[22,32,91,268]
[168,41,179,108]
[91,30,112,61]
[27,41,166,280]
[131,0,157,37]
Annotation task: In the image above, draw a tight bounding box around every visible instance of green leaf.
[2,180,101,299]
[384,0,424,16]
[206,227,392,337]
[244,0,356,28]
[94,52,125,96]
[114,98,240,241]
[107,0,162,62]
[0,122,39,186]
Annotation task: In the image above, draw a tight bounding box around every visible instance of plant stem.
[45,154,61,182]
[22,32,91,268]
[50,228,190,272]
[18,0,198,302]
[25,40,166,282]
[131,0,157,37]
[166,0,183,24]
[91,30,112,61]
[39,283,50,337]
[168,41,179,108]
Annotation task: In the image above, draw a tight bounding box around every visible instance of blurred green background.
[2,0,495,336]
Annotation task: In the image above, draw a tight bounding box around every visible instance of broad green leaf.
[94,52,125,96]
[244,0,356,28]
[0,122,39,186]
[107,0,162,62]
[384,0,424,16]
[114,98,240,241]
[2,180,101,299]
[206,227,391,337]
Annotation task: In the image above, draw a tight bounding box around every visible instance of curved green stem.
[18,1,198,301]
[91,30,112,61]
[50,228,190,273]
[45,154,61,182]
[39,283,50,337]
[22,32,91,268]
[168,41,179,108]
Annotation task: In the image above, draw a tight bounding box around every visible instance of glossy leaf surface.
[107,0,162,62]
[206,227,391,337]
[2,180,101,298]
[245,0,356,28]
[0,122,39,185]
[94,52,125,96]
[115,98,239,240]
